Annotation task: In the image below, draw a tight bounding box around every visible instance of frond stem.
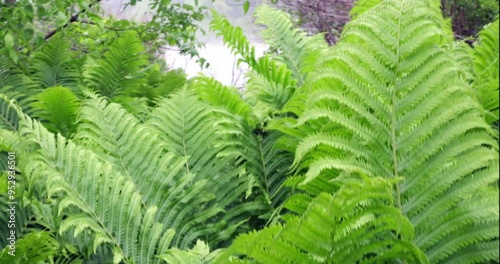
[257,135,269,194]
[181,100,190,173]
[391,5,404,255]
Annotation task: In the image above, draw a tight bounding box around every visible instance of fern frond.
[216,115,294,209]
[30,36,79,89]
[0,231,59,264]
[210,11,257,67]
[0,94,21,131]
[192,77,295,225]
[10,102,175,263]
[291,0,499,262]
[210,11,297,110]
[472,18,499,126]
[147,87,224,175]
[446,40,474,81]
[217,176,428,263]
[85,31,148,98]
[191,76,257,126]
[254,5,327,85]
[245,71,294,113]
[75,88,262,248]
[74,92,230,248]
[147,88,268,247]
[0,60,39,124]
[31,86,80,137]
[158,240,223,264]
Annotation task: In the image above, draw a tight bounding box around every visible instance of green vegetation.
[0,0,207,68]
[0,0,498,263]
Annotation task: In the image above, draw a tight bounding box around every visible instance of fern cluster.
[0,0,498,263]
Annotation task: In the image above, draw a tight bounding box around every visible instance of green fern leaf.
[73,92,226,249]
[217,176,428,263]
[147,87,267,247]
[472,18,499,126]
[0,231,59,264]
[0,60,39,127]
[31,86,80,137]
[288,0,499,262]
[85,31,148,98]
[210,11,297,111]
[30,35,79,89]
[191,76,257,126]
[254,5,327,85]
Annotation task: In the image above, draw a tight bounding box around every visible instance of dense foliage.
[0,0,208,68]
[274,0,354,45]
[0,0,499,263]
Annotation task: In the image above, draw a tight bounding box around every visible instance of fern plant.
[2,94,211,263]
[210,10,297,113]
[219,0,499,263]
[145,87,267,247]
[253,5,327,86]
[472,17,499,127]
[30,35,79,90]
[191,76,296,224]
[0,1,499,263]
[84,31,149,99]
[217,175,429,263]
[31,86,80,138]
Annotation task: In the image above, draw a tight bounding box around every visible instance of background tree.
[274,0,354,45]
[0,0,207,69]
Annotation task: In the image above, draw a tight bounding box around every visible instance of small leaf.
[8,49,18,64]
[243,0,250,14]
[4,32,14,49]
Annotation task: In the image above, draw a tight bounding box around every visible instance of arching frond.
[288,0,499,262]
[254,5,327,85]
[191,76,257,126]
[10,100,176,263]
[210,11,297,111]
[85,31,148,98]
[0,94,21,131]
[0,231,59,264]
[31,86,80,137]
[472,18,499,126]
[216,114,294,210]
[192,77,294,224]
[30,36,79,89]
[446,40,474,81]
[217,175,428,263]
[74,92,233,248]
[245,70,294,113]
[146,88,266,247]
[0,60,39,124]
[210,11,257,67]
